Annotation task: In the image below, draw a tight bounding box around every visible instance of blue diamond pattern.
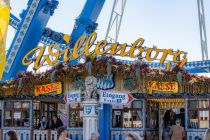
[32,3,36,8]
[14,45,18,50]
[29,10,34,15]
[7,59,12,64]
[23,24,28,29]
[26,17,30,22]
[11,52,15,56]
[20,31,24,36]
[17,38,21,43]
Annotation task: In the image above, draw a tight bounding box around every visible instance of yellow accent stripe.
[0,0,10,79]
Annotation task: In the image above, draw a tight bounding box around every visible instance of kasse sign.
[99,91,135,105]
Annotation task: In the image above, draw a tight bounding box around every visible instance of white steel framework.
[105,0,126,43]
[197,0,208,60]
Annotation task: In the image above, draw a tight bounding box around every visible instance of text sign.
[34,82,62,96]
[64,91,81,103]
[146,81,178,94]
[99,91,135,105]
[22,32,187,70]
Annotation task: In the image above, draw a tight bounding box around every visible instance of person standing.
[162,110,171,140]
[90,132,99,140]
[38,116,49,130]
[203,129,210,140]
[6,131,19,140]
[51,115,63,130]
[124,132,141,140]
[179,108,185,128]
[57,126,71,140]
[169,118,185,140]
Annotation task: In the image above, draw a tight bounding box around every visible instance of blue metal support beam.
[99,104,111,140]
[6,0,106,80]
[69,0,105,47]
[3,0,59,80]
[9,13,20,30]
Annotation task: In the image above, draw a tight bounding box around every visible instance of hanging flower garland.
[0,56,209,95]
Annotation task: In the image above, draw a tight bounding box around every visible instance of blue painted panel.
[187,68,209,73]
[99,104,111,140]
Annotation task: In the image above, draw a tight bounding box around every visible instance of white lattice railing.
[33,130,48,140]
[1,129,84,140]
[68,129,83,140]
[111,130,144,140]
[3,129,31,140]
[50,130,57,140]
[187,131,205,140]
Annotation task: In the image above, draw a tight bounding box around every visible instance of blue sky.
[7,0,210,61]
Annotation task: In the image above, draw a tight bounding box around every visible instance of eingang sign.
[99,91,135,104]
[22,32,187,70]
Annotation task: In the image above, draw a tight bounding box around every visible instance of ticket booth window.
[4,101,30,127]
[188,100,210,129]
[112,100,143,128]
[42,102,57,120]
[69,103,83,127]
[33,102,58,128]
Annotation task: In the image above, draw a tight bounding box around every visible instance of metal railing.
[0,129,83,140]
[2,129,31,140]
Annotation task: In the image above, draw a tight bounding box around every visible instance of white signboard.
[5,111,11,119]
[99,91,135,105]
[14,112,21,119]
[64,91,81,103]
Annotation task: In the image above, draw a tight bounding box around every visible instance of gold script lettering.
[22,32,188,70]
[84,32,97,56]
[129,38,144,58]
[72,34,86,58]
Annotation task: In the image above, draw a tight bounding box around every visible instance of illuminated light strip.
[5,0,41,73]
[148,99,184,103]
[159,102,185,109]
